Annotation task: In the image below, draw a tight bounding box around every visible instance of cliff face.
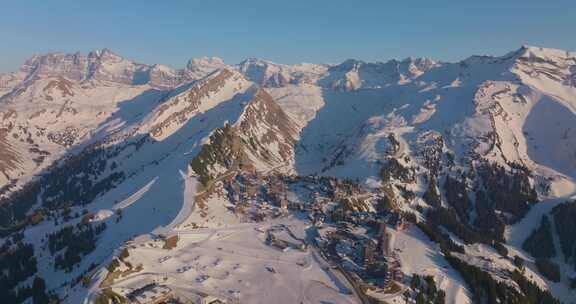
[234,89,299,166]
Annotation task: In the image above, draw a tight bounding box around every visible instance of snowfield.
[98,218,358,304]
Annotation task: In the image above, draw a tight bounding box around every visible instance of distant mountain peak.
[186,56,225,69]
[88,48,121,59]
[7,46,576,93]
[515,45,576,61]
[185,56,227,80]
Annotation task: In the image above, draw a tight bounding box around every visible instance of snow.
[92,209,114,222]
[11,66,267,301]
[176,183,237,229]
[505,187,576,303]
[0,76,163,192]
[142,70,253,141]
[98,218,356,304]
[523,95,576,179]
[519,45,576,62]
[166,171,198,229]
[2,45,576,303]
[410,98,438,124]
[394,226,472,304]
[112,176,158,210]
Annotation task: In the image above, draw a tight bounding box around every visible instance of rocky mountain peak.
[400,57,438,74]
[516,45,576,61]
[87,48,122,61]
[20,51,88,81]
[184,56,227,79]
[334,59,364,70]
[186,56,225,69]
[508,45,576,86]
[237,58,293,87]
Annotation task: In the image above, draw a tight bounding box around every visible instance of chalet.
[362,239,377,267]
[127,283,173,304]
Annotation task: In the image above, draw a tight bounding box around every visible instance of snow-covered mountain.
[0,46,575,304]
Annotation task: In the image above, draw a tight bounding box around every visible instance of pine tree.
[411,274,421,290]
[416,291,425,304]
[32,277,49,304]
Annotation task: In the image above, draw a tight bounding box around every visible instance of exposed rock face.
[147,57,227,89]
[0,72,25,96]
[19,49,150,85]
[17,50,228,89]
[237,58,328,87]
[86,49,151,84]
[12,48,440,92]
[235,89,299,165]
[237,58,293,87]
[20,52,88,81]
[514,46,576,84]
[42,77,75,98]
[147,64,182,88]
[0,129,21,181]
[185,56,227,79]
[189,124,245,186]
[189,87,300,188]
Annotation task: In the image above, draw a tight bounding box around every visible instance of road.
[309,243,366,304]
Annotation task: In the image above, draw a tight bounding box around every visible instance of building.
[377,221,391,256]
[127,283,173,304]
[366,260,388,278]
[280,196,288,210]
[182,291,227,304]
[265,175,288,209]
[362,239,377,266]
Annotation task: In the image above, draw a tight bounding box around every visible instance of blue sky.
[1,1,575,71]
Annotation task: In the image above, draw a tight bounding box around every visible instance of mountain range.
[0,46,575,304]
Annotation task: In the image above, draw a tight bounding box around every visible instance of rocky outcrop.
[235,89,299,164]
[189,88,299,188]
